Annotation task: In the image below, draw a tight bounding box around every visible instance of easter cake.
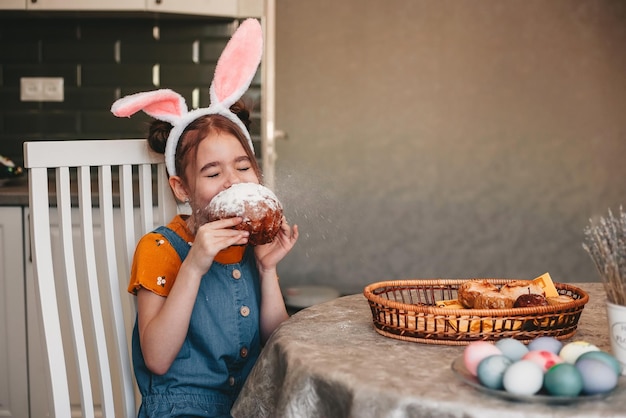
[207,183,283,246]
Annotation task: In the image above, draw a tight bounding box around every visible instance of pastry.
[207,182,283,245]
[499,280,545,302]
[547,295,575,305]
[457,280,499,308]
[474,291,515,309]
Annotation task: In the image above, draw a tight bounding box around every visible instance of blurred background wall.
[1,0,624,295]
[272,0,626,294]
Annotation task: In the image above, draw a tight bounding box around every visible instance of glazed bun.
[474,291,515,309]
[457,280,499,309]
[499,280,545,301]
[207,183,283,246]
[547,295,575,305]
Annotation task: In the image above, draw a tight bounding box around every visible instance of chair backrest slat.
[28,166,72,416]
[58,166,95,418]
[119,164,136,275]
[138,163,154,235]
[99,165,137,418]
[24,139,178,418]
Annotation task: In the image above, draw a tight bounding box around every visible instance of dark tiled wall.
[0,16,262,166]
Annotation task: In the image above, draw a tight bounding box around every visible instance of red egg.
[463,341,502,376]
[522,350,563,372]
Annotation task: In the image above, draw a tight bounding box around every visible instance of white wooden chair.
[24,139,179,418]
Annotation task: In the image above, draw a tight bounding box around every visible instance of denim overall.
[133,226,261,418]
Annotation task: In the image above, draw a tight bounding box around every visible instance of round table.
[232,283,626,418]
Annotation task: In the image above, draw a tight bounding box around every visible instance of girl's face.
[187,131,260,211]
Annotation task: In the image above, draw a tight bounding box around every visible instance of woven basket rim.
[362,278,589,316]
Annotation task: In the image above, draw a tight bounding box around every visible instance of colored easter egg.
[576,350,622,377]
[543,363,583,397]
[576,358,619,395]
[495,338,529,361]
[528,336,563,354]
[477,354,513,390]
[559,341,600,364]
[502,360,544,396]
[522,350,563,372]
[463,341,502,376]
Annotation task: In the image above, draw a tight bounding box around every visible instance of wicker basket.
[363,279,589,346]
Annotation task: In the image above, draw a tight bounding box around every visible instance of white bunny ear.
[209,18,263,108]
[110,19,263,177]
[111,89,188,125]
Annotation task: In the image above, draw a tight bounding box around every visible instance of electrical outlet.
[20,77,64,102]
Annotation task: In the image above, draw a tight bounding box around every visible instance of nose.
[223,168,242,189]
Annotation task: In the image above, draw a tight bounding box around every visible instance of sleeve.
[127,231,182,296]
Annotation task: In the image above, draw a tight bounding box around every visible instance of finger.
[195,230,249,254]
[204,217,244,229]
[279,216,293,232]
[280,222,298,240]
[217,233,248,247]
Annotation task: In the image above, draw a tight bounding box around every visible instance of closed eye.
[235,156,252,172]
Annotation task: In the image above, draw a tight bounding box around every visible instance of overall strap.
[154,225,190,261]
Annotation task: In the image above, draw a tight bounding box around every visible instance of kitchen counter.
[0,173,162,207]
[0,176,29,206]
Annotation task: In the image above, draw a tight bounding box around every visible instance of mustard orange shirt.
[128,214,246,296]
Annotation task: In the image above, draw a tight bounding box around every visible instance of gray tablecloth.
[232,283,626,418]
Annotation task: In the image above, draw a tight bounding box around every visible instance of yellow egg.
[559,341,600,363]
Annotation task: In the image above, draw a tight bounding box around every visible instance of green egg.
[544,363,584,397]
[576,350,622,377]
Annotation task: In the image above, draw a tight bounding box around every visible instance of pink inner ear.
[143,98,184,118]
[212,19,263,104]
[112,89,186,120]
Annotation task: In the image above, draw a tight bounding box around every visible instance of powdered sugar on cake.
[208,183,281,219]
[206,183,284,245]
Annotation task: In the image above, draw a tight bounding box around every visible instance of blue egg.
[477,354,512,390]
[577,351,622,378]
[576,358,619,395]
[528,336,563,354]
[495,338,529,361]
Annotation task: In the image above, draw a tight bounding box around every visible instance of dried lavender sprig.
[584,218,624,305]
[582,206,626,305]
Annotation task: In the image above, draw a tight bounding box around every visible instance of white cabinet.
[147,0,262,17]
[26,0,145,11]
[0,207,29,418]
[3,0,263,17]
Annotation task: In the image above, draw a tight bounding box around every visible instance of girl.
[112,19,298,417]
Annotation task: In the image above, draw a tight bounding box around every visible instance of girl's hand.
[254,217,299,273]
[185,217,249,274]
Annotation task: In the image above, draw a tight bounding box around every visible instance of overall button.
[240,346,249,358]
[240,306,250,317]
[228,376,235,386]
[232,269,242,279]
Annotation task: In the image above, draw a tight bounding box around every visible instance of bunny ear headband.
[110,18,263,176]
